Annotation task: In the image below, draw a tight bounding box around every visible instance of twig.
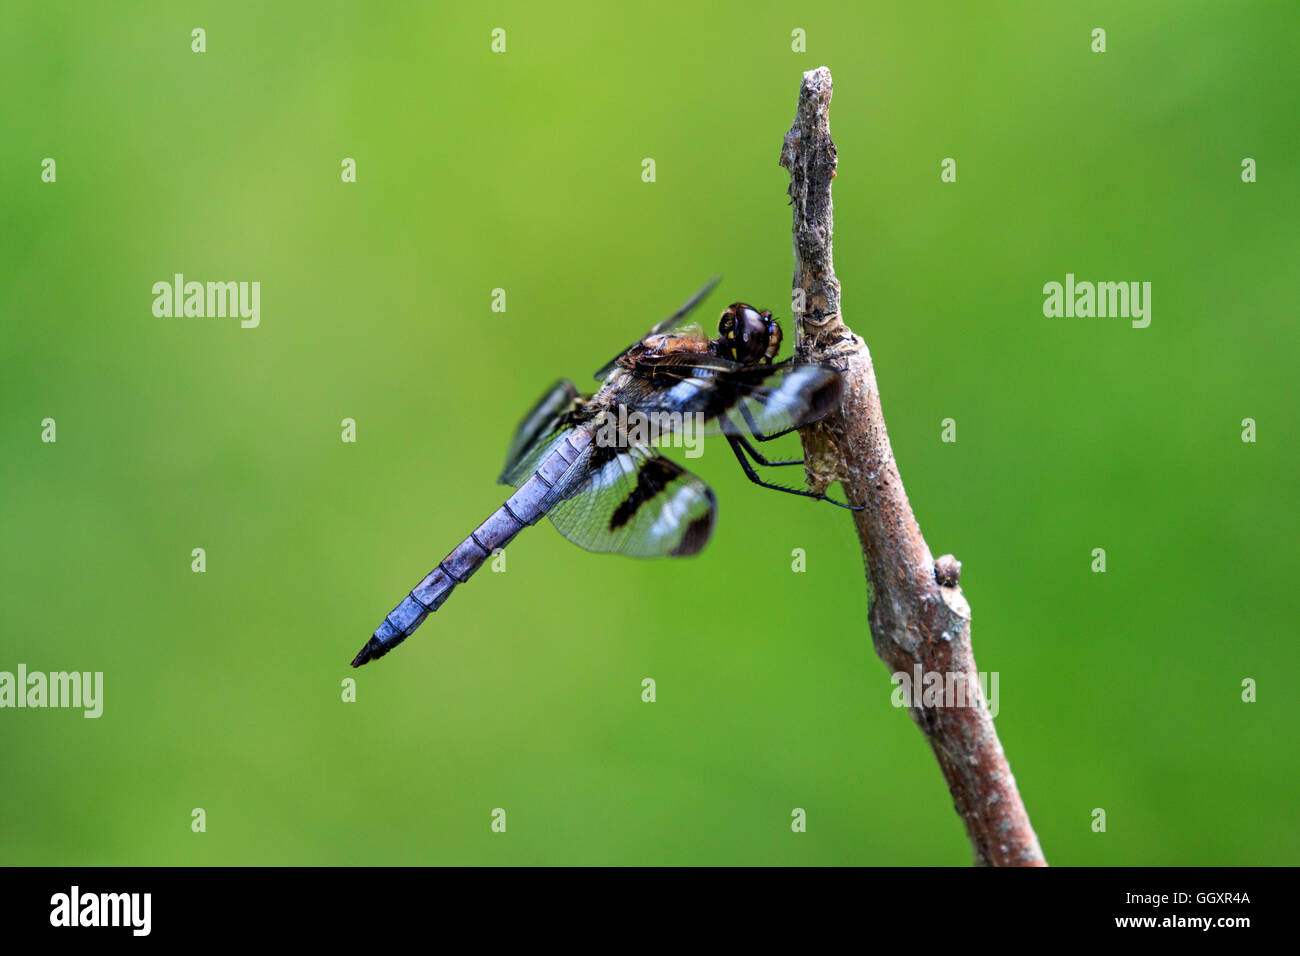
[780,66,1047,867]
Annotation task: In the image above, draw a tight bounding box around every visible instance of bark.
[780,66,1046,866]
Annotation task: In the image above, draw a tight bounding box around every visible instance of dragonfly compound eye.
[720,304,772,364]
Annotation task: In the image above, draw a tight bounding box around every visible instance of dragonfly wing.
[545,444,716,557]
[499,379,581,485]
[610,354,844,439]
[592,276,722,381]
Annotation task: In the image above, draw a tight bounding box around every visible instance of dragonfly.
[350,278,859,667]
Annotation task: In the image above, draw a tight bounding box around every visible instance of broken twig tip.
[935,554,962,587]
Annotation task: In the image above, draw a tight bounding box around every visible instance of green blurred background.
[2,1,1297,865]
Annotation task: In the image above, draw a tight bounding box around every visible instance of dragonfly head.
[718,303,781,365]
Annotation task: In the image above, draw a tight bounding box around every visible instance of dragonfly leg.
[739,402,803,442]
[725,437,863,511]
[729,429,804,467]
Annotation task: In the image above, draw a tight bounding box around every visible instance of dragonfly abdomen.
[350,426,595,666]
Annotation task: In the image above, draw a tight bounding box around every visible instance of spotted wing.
[498,379,582,486]
[545,443,717,558]
[593,276,721,382]
[609,353,844,439]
